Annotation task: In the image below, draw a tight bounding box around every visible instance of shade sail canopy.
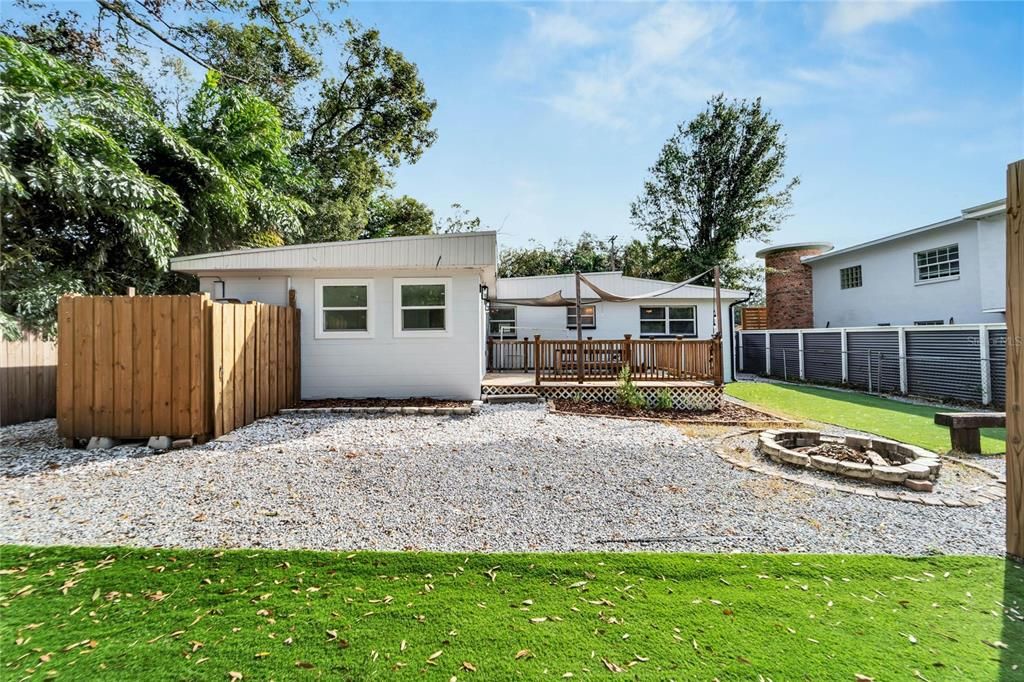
[494,269,715,306]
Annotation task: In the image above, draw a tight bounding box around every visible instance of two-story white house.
[757,199,1006,329]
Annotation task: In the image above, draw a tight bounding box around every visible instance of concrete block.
[452,407,472,415]
[902,463,931,480]
[401,406,419,414]
[171,438,193,450]
[86,437,119,450]
[904,478,934,493]
[148,436,173,450]
[809,455,839,473]
[836,461,872,479]
[870,465,908,484]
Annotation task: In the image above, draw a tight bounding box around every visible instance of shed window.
[315,279,373,339]
[394,278,451,337]
[639,305,697,337]
[489,307,517,337]
[839,265,862,289]
[915,244,959,282]
[566,304,596,329]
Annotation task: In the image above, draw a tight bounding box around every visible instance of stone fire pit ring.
[757,429,942,492]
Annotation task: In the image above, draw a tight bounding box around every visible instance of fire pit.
[757,430,942,492]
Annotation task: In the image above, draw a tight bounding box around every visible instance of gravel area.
[0,406,1006,555]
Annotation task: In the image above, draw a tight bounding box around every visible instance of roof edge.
[170,230,498,264]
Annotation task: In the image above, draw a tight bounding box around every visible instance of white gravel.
[0,405,1006,555]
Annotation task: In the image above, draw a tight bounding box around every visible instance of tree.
[0,37,307,337]
[435,203,485,234]
[497,232,617,278]
[5,1,438,245]
[363,195,434,240]
[630,94,797,288]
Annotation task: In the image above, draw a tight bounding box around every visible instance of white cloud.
[530,10,602,48]
[824,1,931,35]
[629,3,733,66]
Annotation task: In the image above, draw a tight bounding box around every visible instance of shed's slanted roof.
[170,231,498,286]
[801,199,1006,264]
[495,271,747,301]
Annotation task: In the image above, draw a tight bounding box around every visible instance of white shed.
[171,232,497,400]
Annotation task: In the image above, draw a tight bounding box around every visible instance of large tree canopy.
[0,36,309,336]
[630,94,797,289]
[1,0,442,337]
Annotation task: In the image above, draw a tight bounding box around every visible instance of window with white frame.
[566,304,596,329]
[488,306,517,337]
[839,265,862,289]
[315,279,373,339]
[639,305,697,337]
[915,244,959,282]
[394,278,451,336]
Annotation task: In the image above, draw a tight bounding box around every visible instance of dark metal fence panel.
[905,329,983,403]
[767,332,799,381]
[742,333,766,373]
[846,330,901,393]
[803,332,843,384]
[989,328,1007,407]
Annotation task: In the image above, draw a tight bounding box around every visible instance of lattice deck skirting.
[481,383,723,411]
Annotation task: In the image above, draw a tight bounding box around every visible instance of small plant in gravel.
[616,366,646,410]
[655,388,673,410]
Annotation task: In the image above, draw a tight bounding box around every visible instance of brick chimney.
[756,242,832,329]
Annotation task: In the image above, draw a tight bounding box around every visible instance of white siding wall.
[811,220,1005,328]
[977,215,1007,313]
[497,300,734,381]
[198,275,289,306]
[200,270,485,400]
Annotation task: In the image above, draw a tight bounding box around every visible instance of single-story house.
[492,272,747,381]
[170,232,744,400]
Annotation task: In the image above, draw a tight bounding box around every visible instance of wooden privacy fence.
[210,301,300,438]
[741,307,768,330]
[1,331,58,426]
[57,294,300,443]
[487,335,721,384]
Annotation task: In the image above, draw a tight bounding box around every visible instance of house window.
[915,244,959,282]
[840,265,862,289]
[315,279,373,339]
[489,307,517,337]
[639,305,697,337]
[566,304,596,329]
[394,278,451,337]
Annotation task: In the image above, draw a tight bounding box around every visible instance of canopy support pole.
[576,271,584,384]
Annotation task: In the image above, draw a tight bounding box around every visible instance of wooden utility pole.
[713,266,724,385]
[576,271,584,384]
[1007,159,1023,561]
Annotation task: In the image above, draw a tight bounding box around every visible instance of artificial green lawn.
[1,546,1020,680]
[726,382,1007,455]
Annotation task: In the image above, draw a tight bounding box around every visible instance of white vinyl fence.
[737,324,1007,407]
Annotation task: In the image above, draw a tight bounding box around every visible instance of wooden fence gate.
[56,294,300,443]
[210,301,300,438]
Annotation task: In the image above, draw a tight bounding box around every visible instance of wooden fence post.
[534,335,542,386]
[1006,158,1023,561]
[622,334,633,376]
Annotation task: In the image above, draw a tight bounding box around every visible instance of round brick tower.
[755,242,833,329]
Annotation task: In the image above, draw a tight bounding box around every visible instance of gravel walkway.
[0,406,1006,555]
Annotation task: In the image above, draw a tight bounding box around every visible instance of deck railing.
[486,335,722,384]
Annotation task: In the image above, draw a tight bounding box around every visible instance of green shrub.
[655,388,674,410]
[616,366,647,410]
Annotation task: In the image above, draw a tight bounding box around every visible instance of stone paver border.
[713,431,1005,508]
[281,400,482,417]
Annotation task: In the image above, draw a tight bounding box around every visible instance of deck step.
[484,393,542,404]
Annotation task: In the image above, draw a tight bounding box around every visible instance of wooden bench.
[934,412,1006,454]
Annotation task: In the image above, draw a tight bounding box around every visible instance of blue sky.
[342,1,1022,260]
